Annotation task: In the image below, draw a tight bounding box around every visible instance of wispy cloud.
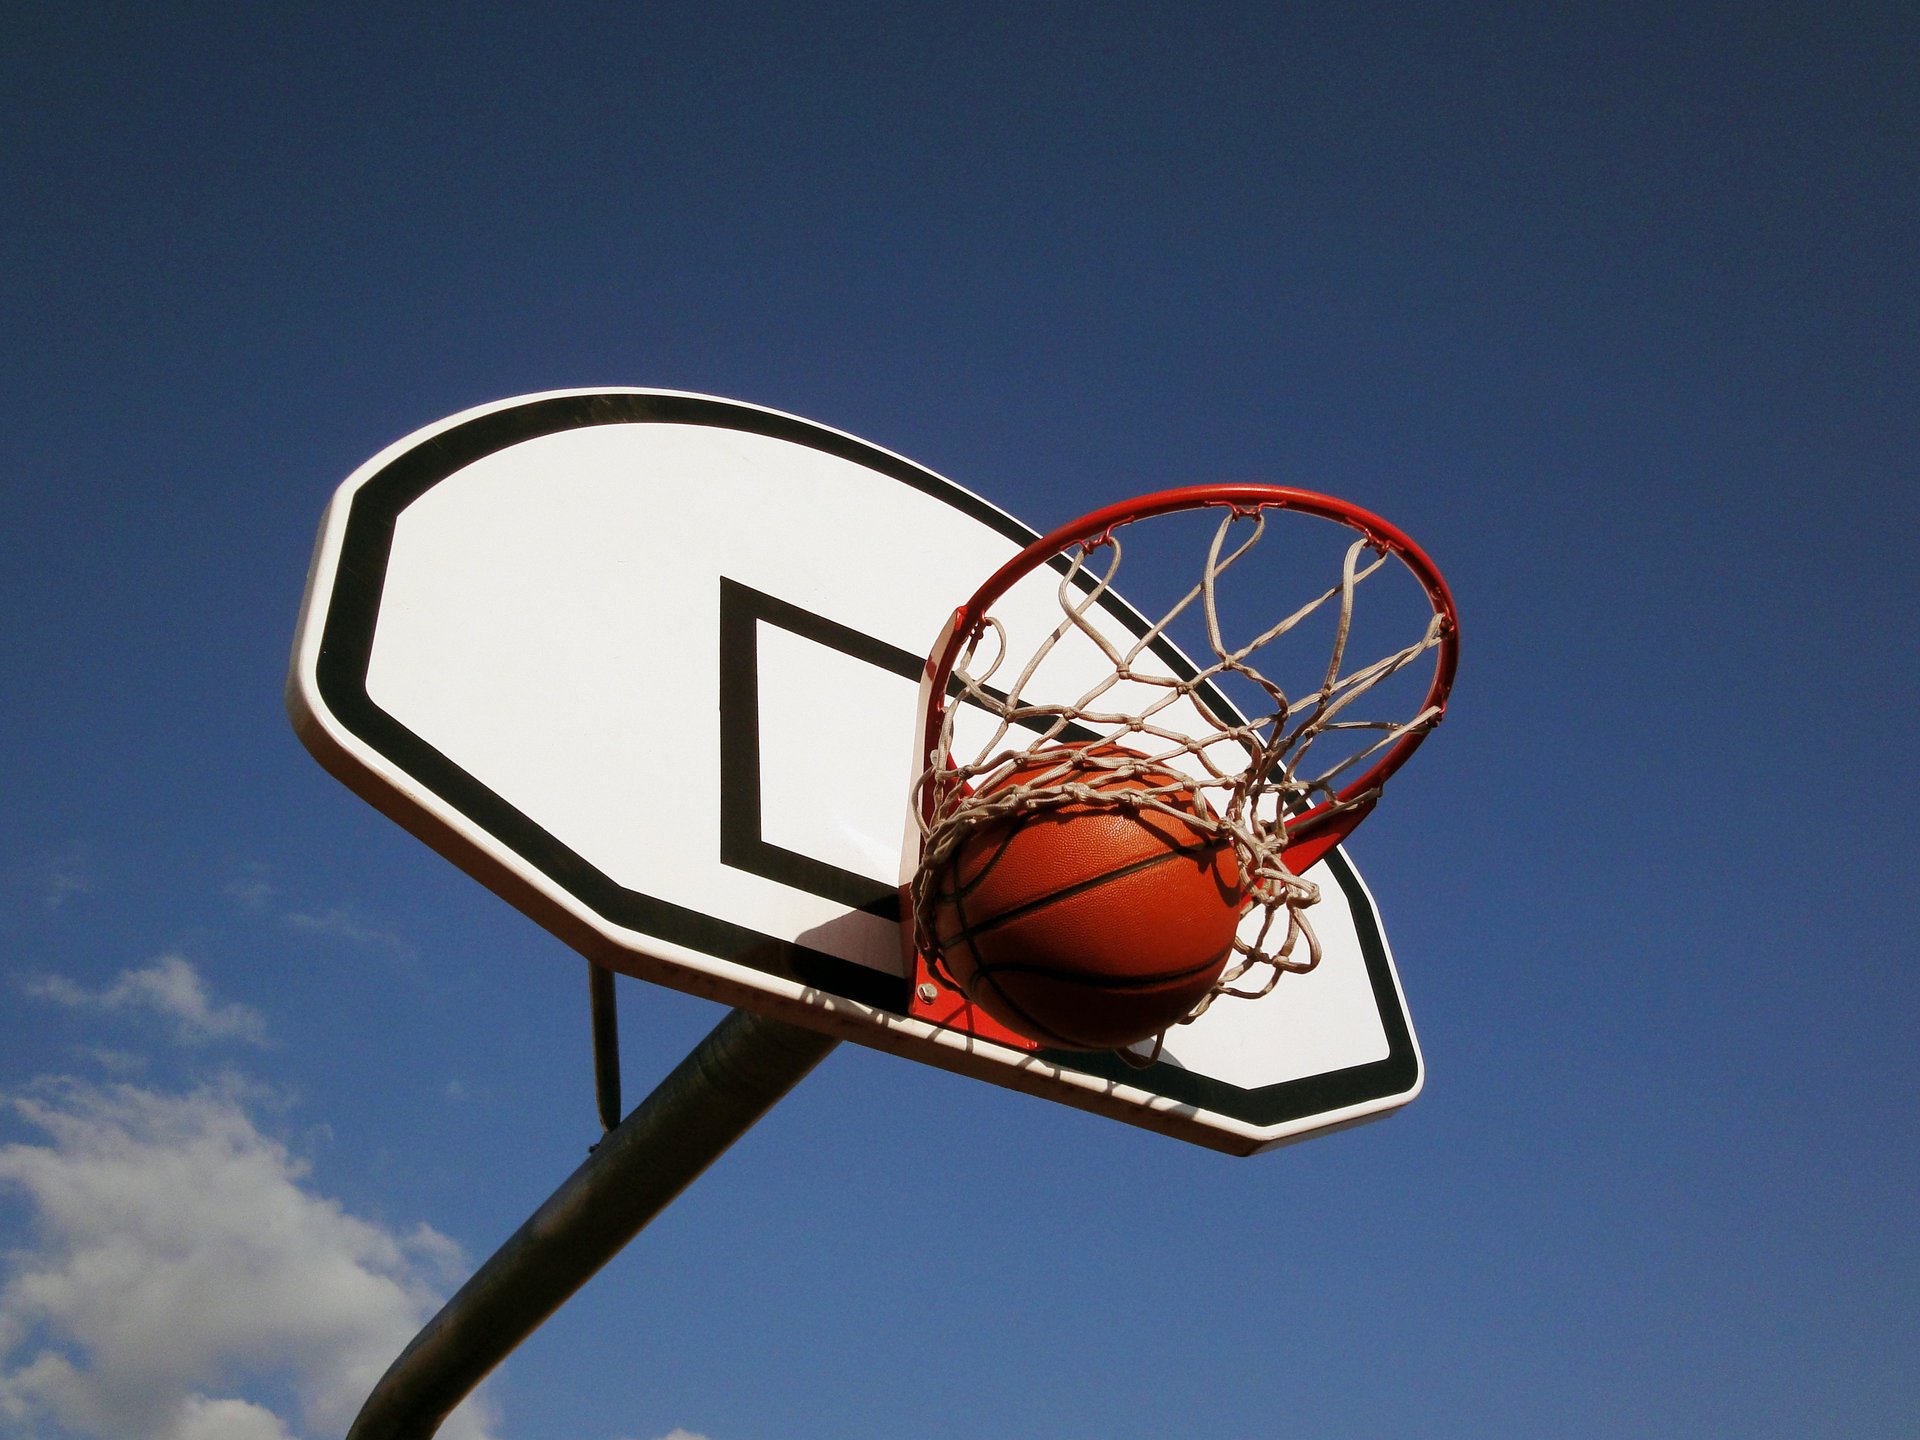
[19,849,96,913]
[221,863,279,914]
[75,1048,148,1077]
[0,1077,499,1440]
[285,907,418,964]
[24,957,269,1048]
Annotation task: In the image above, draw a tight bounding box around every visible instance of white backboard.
[288,389,1421,1154]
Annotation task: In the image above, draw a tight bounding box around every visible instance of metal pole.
[588,961,622,1132]
[344,1007,839,1440]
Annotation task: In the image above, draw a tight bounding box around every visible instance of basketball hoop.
[908,484,1458,1047]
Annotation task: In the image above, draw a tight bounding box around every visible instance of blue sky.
[3,5,1916,1438]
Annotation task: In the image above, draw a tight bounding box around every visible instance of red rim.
[918,484,1459,855]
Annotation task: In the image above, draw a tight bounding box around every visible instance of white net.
[911,503,1449,1049]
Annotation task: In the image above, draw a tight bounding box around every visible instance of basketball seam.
[967,944,1235,1049]
[933,841,1236,947]
[969,967,1087,1049]
[969,947,1232,991]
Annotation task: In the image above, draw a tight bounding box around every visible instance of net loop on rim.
[910,488,1455,1054]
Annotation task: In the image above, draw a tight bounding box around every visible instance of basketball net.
[911,502,1450,1056]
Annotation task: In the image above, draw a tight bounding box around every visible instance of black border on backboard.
[716,577,1102,922]
[307,391,1418,1129]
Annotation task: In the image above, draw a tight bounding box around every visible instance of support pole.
[344,1007,839,1440]
[588,961,621,1132]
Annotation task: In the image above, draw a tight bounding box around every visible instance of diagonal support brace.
[344,1007,839,1440]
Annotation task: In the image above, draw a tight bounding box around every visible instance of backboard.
[288,389,1422,1155]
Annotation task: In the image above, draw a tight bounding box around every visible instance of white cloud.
[24,957,269,1047]
[0,1077,499,1440]
[74,1049,146,1077]
[221,865,279,915]
[284,908,417,964]
[162,1393,297,1440]
[19,851,95,914]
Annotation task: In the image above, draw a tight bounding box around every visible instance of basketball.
[924,745,1246,1050]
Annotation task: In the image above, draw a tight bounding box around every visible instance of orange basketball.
[925,745,1246,1050]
